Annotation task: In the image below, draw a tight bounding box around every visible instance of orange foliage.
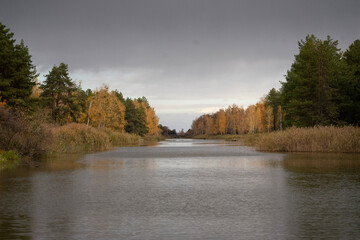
[0,95,6,108]
[191,98,280,135]
[86,86,126,131]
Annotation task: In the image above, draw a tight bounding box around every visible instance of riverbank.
[193,126,360,153]
[0,107,163,169]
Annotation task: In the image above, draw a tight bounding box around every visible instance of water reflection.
[280,153,360,239]
[282,153,360,174]
[0,139,359,239]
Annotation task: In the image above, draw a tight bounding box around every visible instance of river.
[0,139,359,239]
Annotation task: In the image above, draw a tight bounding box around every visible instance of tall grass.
[52,123,141,153]
[255,126,360,153]
[193,134,261,146]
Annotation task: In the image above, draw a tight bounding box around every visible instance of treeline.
[0,22,160,136]
[192,35,360,135]
[192,100,279,135]
[0,22,161,164]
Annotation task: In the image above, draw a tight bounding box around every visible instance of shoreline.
[192,126,360,153]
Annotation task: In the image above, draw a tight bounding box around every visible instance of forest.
[0,22,162,166]
[192,35,360,136]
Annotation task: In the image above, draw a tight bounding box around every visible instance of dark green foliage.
[114,89,125,103]
[159,124,177,136]
[281,35,341,127]
[40,63,77,123]
[339,39,360,125]
[266,88,281,130]
[69,86,89,122]
[124,98,148,136]
[137,96,149,107]
[0,22,37,108]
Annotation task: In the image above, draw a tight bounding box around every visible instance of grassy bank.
[193,126,360,153]
[1,108,164,168]
[51,123,141,153]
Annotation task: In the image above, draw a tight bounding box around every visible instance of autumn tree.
[86,86,126,131]
[216,109,226,135]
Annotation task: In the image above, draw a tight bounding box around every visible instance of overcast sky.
[1,0,359,131]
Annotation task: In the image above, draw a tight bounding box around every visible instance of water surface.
[1,139,359,239]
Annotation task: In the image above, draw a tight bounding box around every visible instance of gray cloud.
[1,0,359,130]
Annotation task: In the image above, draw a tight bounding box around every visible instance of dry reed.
[51,123,141,153]
[255,126,360,153]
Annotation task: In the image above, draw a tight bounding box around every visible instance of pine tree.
[0,22,37,107]
[281,35,341,127]
[40,63,77,123]
[339,39,360,125]
[266,88,281,130]
[124,98,149,136]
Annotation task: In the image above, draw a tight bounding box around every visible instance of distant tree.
[40,63,77,123]
[339,39,360,125]
[0,22,37,107]
[281,35,341,127]
[216,109,226,135]
[136,96,149,106]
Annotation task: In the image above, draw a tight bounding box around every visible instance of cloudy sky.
[1,0,359,131]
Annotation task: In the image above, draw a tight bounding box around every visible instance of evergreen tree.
[0,22,37,107]
[265,88,281,130]
[40,63,77,123]
[281,35,341,127]
[114,89,125,103]
[124,98,148,136]
[339,39,360,125]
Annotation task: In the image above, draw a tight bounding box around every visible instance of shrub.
[0,107,50,161]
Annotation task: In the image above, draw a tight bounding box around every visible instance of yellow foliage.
[192,98,280,135]
[216,109,226,135]
[30,78,43,98]
[87,86,126,131]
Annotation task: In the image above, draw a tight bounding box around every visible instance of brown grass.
[255,126,360,153]
[193,134,261,146]
[51,123,141,153]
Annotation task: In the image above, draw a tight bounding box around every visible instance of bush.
[0,107,50,161]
